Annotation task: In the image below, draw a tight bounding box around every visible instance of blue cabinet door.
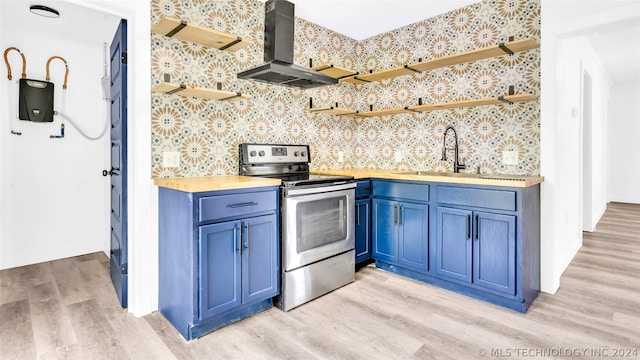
[355,198,371,263]
[398,202,428,271]
[242,214,279,304]
[372,198,397,262]
[198,221,242,320]
[436,207,473,283]
[473,212,516,295]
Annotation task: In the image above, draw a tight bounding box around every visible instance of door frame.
[75,1,156,316]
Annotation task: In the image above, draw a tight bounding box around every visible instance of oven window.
[296,196,348,253]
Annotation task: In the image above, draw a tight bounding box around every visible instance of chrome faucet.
[441,126,466,173]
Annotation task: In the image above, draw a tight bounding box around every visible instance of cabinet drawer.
[372,180,429,202]
[437,186,516,211]
[199,191,276,222]
[355,180,371,198]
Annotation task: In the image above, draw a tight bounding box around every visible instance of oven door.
[281,183,355,272]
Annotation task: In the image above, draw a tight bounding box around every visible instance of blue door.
[372,199,396,262]
[199,221,242,320]
[436,206,472,283]
[242,214,279,304]
[398,202,428,271]
[473,212,516,295]
[355,198,371,263]
[109,19,128,308]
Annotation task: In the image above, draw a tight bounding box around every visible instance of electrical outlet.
[337,151,344,163]
[502,150,518,165]
[163,151,180,168]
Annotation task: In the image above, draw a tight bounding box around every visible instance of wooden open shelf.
[408,38,539,72]
[151,16,252,52]
[309,93,537,118]
[340,38,539,84]
[309,107,356,116]
[310,64,358,79]
[152,82,251,101]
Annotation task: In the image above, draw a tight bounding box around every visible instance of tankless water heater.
[18,78,54,122]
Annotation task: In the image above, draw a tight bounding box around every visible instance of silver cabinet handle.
[235,224,241,253]
[244,222,250,250]
[474,215,479,241]
[399,205,403,226]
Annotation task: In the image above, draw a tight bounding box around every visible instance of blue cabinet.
[372,181,429,272]
[198,214,278,321]
[436,207,515,295]
[368,179,539,313]
[355,180,371,264]
[158,186,279,340]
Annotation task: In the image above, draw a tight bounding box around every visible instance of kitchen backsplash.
[151,0,540,178]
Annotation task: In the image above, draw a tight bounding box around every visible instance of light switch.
[163,151,180,168]
[502,150,518,165]
[394,151,403,163]
[338,151,344,163]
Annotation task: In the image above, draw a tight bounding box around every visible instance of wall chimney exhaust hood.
[237,0,337,89]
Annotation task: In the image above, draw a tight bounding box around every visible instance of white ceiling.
[279,0,479,41]
[585,18,640,85]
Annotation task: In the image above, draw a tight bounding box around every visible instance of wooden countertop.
[312,168,544,188]
[154,176,281,193]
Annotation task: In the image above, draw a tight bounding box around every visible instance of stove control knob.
[250,151,257,157]
[258,151,265,157]
[294,151,300,156]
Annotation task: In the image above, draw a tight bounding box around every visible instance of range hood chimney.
[237,0,338,89]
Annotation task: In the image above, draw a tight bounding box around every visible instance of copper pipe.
[46,55,69,89]
[3,47,27,80]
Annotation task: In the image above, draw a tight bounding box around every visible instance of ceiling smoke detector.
[29,5,60,18]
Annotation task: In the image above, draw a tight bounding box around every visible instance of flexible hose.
[55,111,108,141]
[46,56,69,89]
[3,47,27,80]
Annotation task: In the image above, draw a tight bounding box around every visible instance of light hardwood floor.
[1,202,639,359]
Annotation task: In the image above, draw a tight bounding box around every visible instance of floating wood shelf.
[152,82,251,101]
[151,16,252,52]
[310,93,537,118]
[340,38,539,84]
[309,107,356,116]
[408,38,539,72]
[310,64,358,79]
[406,93,537,113]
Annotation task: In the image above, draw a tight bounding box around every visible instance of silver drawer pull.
[228,202,258,208]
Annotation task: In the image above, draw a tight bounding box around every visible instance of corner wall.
[0,3,119,269]
[608,83,640,204]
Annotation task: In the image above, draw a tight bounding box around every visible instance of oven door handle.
[284,182,356,196]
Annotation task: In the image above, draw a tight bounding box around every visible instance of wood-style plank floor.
[1,202,639,359]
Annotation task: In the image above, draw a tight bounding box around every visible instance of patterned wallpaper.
[150,0,540,178]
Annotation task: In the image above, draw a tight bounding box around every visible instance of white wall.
[608,83,640,203]
[0,4,118,269]
[1,0,155,317]
[540,1,638,293]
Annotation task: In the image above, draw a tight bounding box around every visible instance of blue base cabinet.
[355,180,372,264]
[370,179,540,313]
[158,186,279,340]
[372,181,429,273]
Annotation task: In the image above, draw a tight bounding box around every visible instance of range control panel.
[240,144,310,164]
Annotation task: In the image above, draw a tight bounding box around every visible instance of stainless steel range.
[239,143,355,311]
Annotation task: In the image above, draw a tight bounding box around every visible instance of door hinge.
[121,263,128,275]
[121,52,127,64]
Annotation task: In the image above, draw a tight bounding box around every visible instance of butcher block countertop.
[312,168,544,188]
[154,176,281,193]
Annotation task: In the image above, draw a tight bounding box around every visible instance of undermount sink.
[396,171,478,177]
